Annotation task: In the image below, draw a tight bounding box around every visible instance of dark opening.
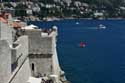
[11,61,18,72]
[32,63,34,71]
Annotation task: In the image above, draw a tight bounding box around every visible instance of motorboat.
[76,22,79,25]
[79,42,86,47]
[98,24,106,29]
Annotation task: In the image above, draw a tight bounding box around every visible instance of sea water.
[29,19,125,83]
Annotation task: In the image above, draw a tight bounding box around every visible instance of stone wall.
[26,29,62,82]
[29,54,53,76]
[9,58,31,83]
[51,30,62,83]
[8,35,31,83]
[0,21,13,45]
[24,30,53,54]
[52,42,62,83]
[0,40,11,83]
[12,36,29,67]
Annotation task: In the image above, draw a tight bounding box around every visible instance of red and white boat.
[79,42,86,47]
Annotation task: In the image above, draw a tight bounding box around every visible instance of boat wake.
[86,27,98,29]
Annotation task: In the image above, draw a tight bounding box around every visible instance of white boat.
[98,24,106,29]
[76,22,79,25]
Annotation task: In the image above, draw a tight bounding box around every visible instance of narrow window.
[32,63,35,71]
[11,61,18,72]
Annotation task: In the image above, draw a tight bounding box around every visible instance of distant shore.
[24,16,125,22]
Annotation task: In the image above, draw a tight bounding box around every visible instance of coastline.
[21,16,125,22]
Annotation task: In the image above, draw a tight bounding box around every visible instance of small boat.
[76,22,79,25]
[98,24,106,29]
[79,42,86,47]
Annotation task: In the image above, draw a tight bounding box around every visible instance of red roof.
[13,21,22,28]
[0,17,8,23]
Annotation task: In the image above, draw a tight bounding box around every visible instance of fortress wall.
[29,55,52,76]
[26,29,62,82]
[25,30,53,54]
[24,29,63,82]
[0,22,2,39]
[51,30,61,75]
[52,46,62,83]
[32,37,52,54]
[8,36,31,83]
[0,22,13,45]
[9,58,31,83]
[51,30,63,83]
[0,40,11,83]
[13,36,29,67]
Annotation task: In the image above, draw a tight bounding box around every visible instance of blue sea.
[28,19,125,83]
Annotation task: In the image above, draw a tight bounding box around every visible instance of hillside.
[1,0,125,19]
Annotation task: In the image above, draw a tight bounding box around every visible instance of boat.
[76,22,79,25]
[79,42,86,47]
[98,24,106,29]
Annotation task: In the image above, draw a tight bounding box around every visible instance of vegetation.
[1,0,125,19]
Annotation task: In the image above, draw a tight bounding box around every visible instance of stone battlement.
[0,15,66,83]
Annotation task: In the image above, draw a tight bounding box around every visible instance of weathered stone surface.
[24,30,54,54]
[0,22,64,83]
[29,55,52,76]
[10,58,31,83]
[13,36,29,67]
[0,40,11,83]
[0,22,13,45]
